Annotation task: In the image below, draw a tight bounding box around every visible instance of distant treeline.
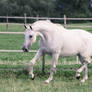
[0,0,92,18]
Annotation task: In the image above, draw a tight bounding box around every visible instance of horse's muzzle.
[22,46,29,52]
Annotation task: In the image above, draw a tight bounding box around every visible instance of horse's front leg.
[45,53,59,84]
[29,49,42,79]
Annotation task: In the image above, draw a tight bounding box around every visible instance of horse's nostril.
[22,46,29,52]
[24,48,28,52]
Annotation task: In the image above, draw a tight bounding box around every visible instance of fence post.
[42,53,45,73]
[24,13,27,25]
[64,15,66,28]
[6,15,8,31]
[36,15,39,21]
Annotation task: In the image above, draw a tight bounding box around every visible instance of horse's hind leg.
[76,54,90,82]
[81,57,91,82]
[76,54,84,79]
[81,62,88,82]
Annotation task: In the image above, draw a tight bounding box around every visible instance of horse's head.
[22,25,37,52]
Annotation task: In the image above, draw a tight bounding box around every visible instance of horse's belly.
[60,36,83,56]
[60,51,78,56]
[60,46,80,56]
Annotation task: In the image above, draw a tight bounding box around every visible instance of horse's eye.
[29,35,33,38]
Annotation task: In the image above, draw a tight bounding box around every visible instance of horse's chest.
[41,45,53,53]
[39,42,55,54]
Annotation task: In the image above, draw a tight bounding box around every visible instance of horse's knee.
[81,55,91,64]
[29,59,36,66]
[51,67,56,73]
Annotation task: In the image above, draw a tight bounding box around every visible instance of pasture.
[0,22,92,92]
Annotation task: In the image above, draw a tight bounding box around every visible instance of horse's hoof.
[31,76,35,80]
[44,80,50,84]
[76,73,80,80]
[29,73,35,80]
[76,75,80,80]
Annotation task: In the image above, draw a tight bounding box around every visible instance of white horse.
[22,20,92,83]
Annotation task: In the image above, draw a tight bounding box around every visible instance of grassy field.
[0,22,92,92]
[0,64,92,92]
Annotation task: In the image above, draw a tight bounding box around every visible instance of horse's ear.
[30,26,32,30]
[24,25,27,29]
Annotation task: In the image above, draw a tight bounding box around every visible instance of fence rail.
[67,25,92,28]
[1,16,92,20]
[0,15,92,71]
[0,32,24,34]
[0,50,37,53]
[1,15,92,29]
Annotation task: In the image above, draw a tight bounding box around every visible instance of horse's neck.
[34,22,65,43]
[37,30,52,43]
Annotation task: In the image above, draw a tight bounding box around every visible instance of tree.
[0,0,91,18]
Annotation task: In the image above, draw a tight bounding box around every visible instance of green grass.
[67,22,92,33]
[0,22,92,92]
[0,66,92,92]
[0,23,24,32]
[0,52,80,66]
[0,78,92,92]
[0,34,39,50]
[0,53,92,92]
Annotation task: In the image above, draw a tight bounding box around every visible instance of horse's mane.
[32,20,65,32]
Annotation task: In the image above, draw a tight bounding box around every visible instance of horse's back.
[68,29,92,38]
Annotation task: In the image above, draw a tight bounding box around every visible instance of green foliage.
[55,0,91,17]
[0,0,91,18]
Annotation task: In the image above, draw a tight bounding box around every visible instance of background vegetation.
[0,0,92,91]
[0,0,92,18]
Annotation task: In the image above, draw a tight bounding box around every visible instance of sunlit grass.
[0,66,92,92]
[0,22,92,92]
[0,23,24,32]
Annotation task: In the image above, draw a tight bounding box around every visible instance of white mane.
[32,20,66,32]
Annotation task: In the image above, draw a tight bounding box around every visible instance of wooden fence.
[1,15,92,28]
[0,15,92,71]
